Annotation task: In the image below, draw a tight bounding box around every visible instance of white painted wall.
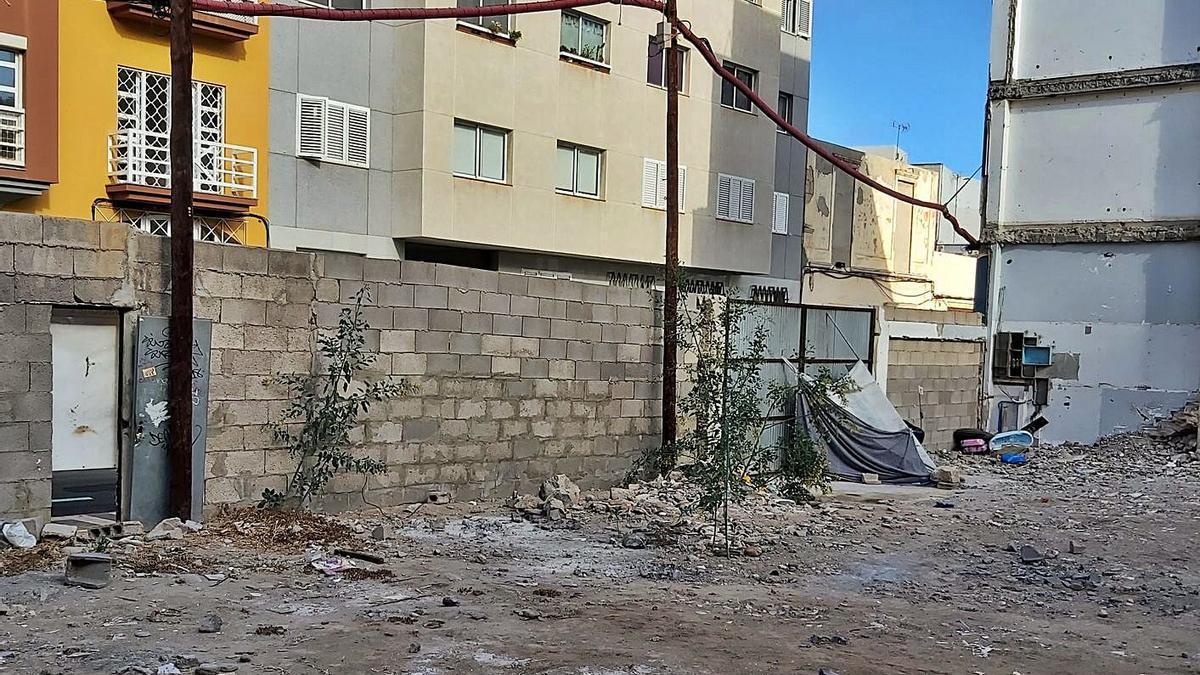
[1010,0,1200,79]
[51,322,119,472]
[991,85,1200,225]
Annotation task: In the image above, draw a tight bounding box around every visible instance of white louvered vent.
[641,158,686,211]
[772,191,789,234]
[297,94,326,158]
[296,94,371,168]
[797,0,812,36]
[716,173,755,224]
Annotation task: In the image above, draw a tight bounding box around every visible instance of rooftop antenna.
[891,120,909,160]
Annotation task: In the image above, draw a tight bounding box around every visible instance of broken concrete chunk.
[1018,545,1046,564]
[540,474,581,508]
[426,491,451,505]
[194,664,239,675]
[860,472,881,485]
[181,520,203,533]
[40,523,79,540]
[65,552,113,589]
[147,517,185,541]
[371,524,392,540]
[932,466,961,487]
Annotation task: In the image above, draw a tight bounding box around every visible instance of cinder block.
[267,250,314,278]
[364,258,401,283]
[221,298,267,325]
[480,292,510,314]
[391,353,427,375]
[0,212,43,245]
[449,333,482,355]
[520,358,549,378]
[447,289,480,312]
[42,218,99,249]
[322,252,366,280]
[428,309,462,332]
[493,314,522,336]
[380,283,414,307]
[414,285,449,309]
[539,339,566,360]
[15,245,73,276]
[460,355,491,376]
[73,250,126,279]
[497,272,528,295]
[242,275,288,302]
[538,298,566,319]
[461,312,493,334]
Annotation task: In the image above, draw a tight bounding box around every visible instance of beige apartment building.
[269,0,813,287]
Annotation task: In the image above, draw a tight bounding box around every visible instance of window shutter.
[772,192,789,233]
[325,100,348,163]
[739,178,756,223]
[642,158,659,208]
[781,0,795,31]
[677,165,687,212]
[797,0,812,36]
[296,94,327,158]
[346,105,370,167]
[717,174,733,219]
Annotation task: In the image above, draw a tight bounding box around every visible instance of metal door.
[129,316,212,525]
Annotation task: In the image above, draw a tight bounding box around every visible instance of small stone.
[742,545,763,558]
[172,656,202,669]
[621,533,647,549]
[1069,540,1085,554]
[441,596,460,607]
[933,500,956,509]
[156,665,182,675]
[198,614,223,634]
[194,664,238,675]
[1098,608,1109,618]
[371,525,392,540]
[0,602,8,616]
[407,643,421,654]
[1018,545,1045,564]
[472,554,487,564]
[181,520,203,533]
[860,472,880,485]
[514,608,541,620]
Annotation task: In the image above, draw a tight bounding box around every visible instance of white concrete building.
[983,0,1200,442]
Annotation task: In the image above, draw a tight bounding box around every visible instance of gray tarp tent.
[796,362,937,484]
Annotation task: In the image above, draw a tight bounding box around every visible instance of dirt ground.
[2,441,1198,675]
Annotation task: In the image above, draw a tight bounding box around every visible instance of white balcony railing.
[0,107,25,166]
[107,129,258,200]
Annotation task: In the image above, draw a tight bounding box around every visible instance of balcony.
[0,106,25,167]
[106,129,258,215]
[106,1,260,42]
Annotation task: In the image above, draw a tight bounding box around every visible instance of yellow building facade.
[7,0,269,246]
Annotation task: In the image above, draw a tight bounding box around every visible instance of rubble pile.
[508,474,584,521]
[202,507,355,552]
[1146,396,1198,457]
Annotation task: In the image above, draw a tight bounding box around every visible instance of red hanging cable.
[193,0,979,247]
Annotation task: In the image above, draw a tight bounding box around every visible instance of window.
[716,173,755,223]
[801,306,872,378]
[560,12,607,65]
[720,62,756,112]
[777,92,793,132]
[299,0,367,8]
[453,121,508,182]
[296,94,371,168]
[771,192,789,234]
[457,0,511,34]
[556,142,603,197]
[646,37,687,92]
[0,48,23,165]
[781,0,813,36]
[640,159,686,211]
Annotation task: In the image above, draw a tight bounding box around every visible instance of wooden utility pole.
[661,5,679,447]
[168,0,195,520]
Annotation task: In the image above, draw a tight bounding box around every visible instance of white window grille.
[556,142,603,197]
[453,120,508,183]
[295,94,371,168]
[560,12,608,65]
[111,67,257,198]
[640,158,686,211]
[716,173,755,224]
[131,212,244,244]
[772,192,789,234]
[0,48,24,166]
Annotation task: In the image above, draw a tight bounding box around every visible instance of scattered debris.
[64,552,113,589]
[254,625,286,636]
[333,547,386,564]
[0,541,62,577]
[40,523,78,540]
[147,518,185,542]
[204,508,354,553]
[1,521,36,549]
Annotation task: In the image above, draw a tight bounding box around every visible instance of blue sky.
[807,0,992,175]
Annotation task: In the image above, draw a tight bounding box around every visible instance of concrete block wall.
[0,212,662,521]
[886,338,984,451]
